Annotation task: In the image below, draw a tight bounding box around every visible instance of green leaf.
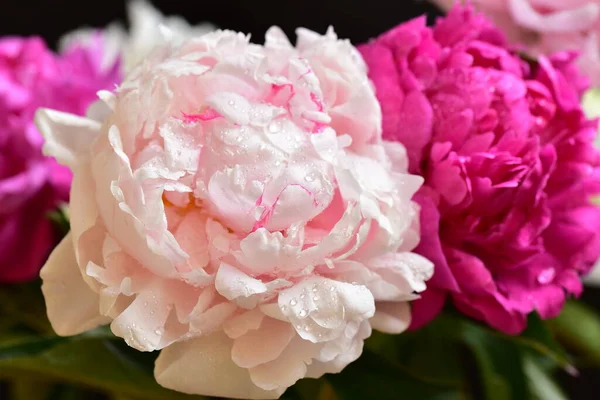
[366,316,467,386]
[0,331,204,400]
[288,378,336,400]
[506,313,573,372]
[461,323,527,400]
[9,378,53,400]
[523,356,567,400]
[326,348,466,400]
[548,300,600,365]
[583,87,600,120]
[0,282,53,334]
[47,203,70,238]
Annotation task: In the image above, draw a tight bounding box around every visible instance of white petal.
[35,108,102,168]
[215,263,268,308]
[372,252,434,294]
[370,301,411,334]
[232,317,295,368]
[41,233,109,336]
[224,308,265,339]
[110,281,173,351]
[248,335,314,391]
[155,332,285,399]
[278,277,375,343]
[86,91,116,122]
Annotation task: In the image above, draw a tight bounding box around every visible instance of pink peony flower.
[0,35,120,283]
[359,5,600,334]
[432,0,600,85]
[36,28,432,398]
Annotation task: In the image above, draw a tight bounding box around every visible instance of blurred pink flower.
[432,0,600,85]
[360,5,600,334]
[0,35,120,283]
[36,27,432,398]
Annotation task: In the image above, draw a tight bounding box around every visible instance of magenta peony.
[432,0,600,85]
[36,28,432,398]
[0,35,120,283]
[359,5,600,334]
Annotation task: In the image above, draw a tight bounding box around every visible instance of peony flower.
[359,5,600,334]
[37,27,432,398]
[60,0,216,75]
[0,36,120,283]
[431,0,600,85]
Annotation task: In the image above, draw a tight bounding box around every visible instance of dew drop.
[154,329,162,335]
[329,286,335,292]
[299,309,308,317]
[290,299,297,306]
[268,121,281,133]
[300,293,306,299]
[313,296,320,301]
[228,100,235,106]
[537,267,556,284]
[312,286,318,293]
[304,173,315,182]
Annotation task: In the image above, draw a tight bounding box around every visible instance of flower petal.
[232,317,295,368]
[41,233,109,336]
[370,301,411,334]
[35,108,101,168]
[154,331,285,399]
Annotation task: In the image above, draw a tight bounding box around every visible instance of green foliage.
[549,300,600,365]
[0,283,203,400]
[0,282,583,400]
[324,312,573,400]
[46,203,70,238]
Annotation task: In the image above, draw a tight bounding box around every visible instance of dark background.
[1,0,599,398]
[0,0,441,47]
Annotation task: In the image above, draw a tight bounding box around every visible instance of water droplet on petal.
[299,309,308,317]
[290,299,297,306]
[313,296,320,301]
[537,267,556,284]
[304,173,315,182]
[268,120,281,133]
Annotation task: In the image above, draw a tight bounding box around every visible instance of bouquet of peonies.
[2,1,600,399]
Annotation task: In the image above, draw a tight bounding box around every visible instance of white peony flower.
[59,0,216,74]
[37,27,433,399]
